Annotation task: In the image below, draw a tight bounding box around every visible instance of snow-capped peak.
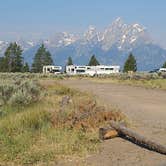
[27,41,34,46]
[101,18,151,51]
[44,32,76,47]
[0,18,153,55]
[132,23,145,33]
[0,41,4,45]
[84,25,97,40]
[114,17,123,24]
[87,25,96,32]
[111,17,124,27]
[82,25,103,44]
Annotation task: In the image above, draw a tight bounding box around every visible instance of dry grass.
[84,73,166,90]
[0,75,125,165]
[42,80,125,131]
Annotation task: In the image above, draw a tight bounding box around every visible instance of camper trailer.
[66,65,120,76]
[43,65,62,74]
[159,68,166,73]
[65,65,87,75]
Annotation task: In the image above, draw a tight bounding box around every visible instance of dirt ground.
[60,79,166,166]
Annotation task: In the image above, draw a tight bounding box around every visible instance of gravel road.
[61,79,166,166]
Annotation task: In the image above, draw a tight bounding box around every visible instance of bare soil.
[60,79,166,166]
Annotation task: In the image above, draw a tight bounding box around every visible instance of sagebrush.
[0,73,125,165]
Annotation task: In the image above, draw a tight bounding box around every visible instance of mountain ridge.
[0,18,166,71]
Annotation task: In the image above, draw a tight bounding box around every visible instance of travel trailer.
[43,65,62,74]
[159,68,166,72]
[66,65,120,76]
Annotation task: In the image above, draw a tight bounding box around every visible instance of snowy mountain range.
[0,17,166,71]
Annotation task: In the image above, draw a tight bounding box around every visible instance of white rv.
[159,68,166,72]
[66,65,120,76]
[66,65,88,75]
[43,65,62,74]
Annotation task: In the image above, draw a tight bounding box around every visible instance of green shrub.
[0,79,42,106]
[0,84,14,104]
[9,80,41,106]
[9,90,32,106]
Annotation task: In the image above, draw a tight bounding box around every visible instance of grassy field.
[1,72,165,165]
[78,73,166,90]
[0,73,124,165]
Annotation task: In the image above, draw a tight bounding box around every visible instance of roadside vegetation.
[86,72,166,90]
[0,73,125,165]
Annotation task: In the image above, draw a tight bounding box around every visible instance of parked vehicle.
[159,68,166,73]
[66,65,120,76]
[43,65,62,74]
[149,69,159,73]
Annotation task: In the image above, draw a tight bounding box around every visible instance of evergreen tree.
[162,61,166,68]
[32,44,53,73]
[88,55,100,66]
[123,53,137,72]
[2,42,23,72]
[22,62,30,72]
[67,56,73,65]
[0,57,6,72]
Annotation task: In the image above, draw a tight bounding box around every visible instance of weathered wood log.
[99,127,118,140]
[109,121,166,155]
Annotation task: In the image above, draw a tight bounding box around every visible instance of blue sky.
[0,0,166,46]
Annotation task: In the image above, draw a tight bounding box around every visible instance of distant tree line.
[0,42,28,72]
[0,43,54,73]
[0,42,166,73]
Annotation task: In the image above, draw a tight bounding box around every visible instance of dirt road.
[61,79,166,166]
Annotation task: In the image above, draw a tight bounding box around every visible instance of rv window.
[52,70,60,72]
[71,69,74,72]
[79,67,86,69]
[76,70,85,73]
[105,68,114,70]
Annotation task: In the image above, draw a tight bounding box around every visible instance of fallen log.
[99,121,166,155]
[99,127,118,140]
